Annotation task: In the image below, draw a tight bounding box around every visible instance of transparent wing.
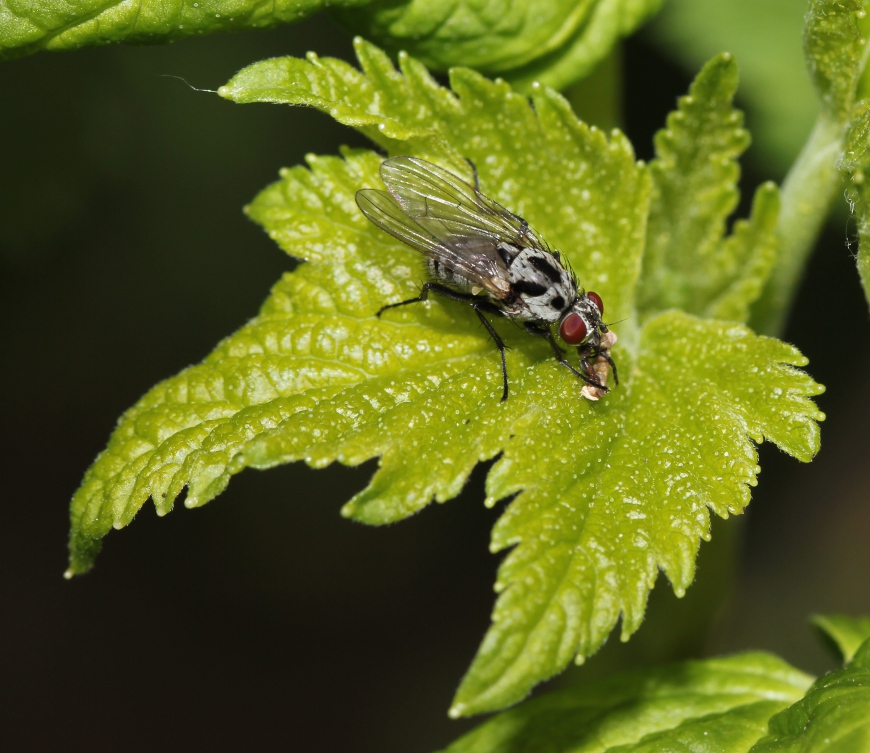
[356,186,511,297]
[379,156,549,251]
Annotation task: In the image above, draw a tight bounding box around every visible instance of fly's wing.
[356,186,511,298]
[356,189,446,258]
[379,156,549,252]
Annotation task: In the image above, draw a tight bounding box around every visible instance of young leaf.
[813,614,870,663]
[803,0,867,123]
[639,53,778,324]
[839,103,870,308]
[70,42,824,716]
[750,637,870,753]
[337,0,664,93]
[439,652,812,753]
[0,0,372,61]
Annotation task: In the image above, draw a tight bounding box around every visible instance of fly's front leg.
[378,283,511,402]
[524,323,607,391]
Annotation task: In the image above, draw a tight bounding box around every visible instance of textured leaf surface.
[750,637,870,753]
[804,0,867,123]
[0,0,371,61]
[814,614,870,663]
[452,311,822,715]
[840,103,870,309]
[440,652,812,753]
[639,53,778,323]
[338,0,664,93]
[70,42,824,716]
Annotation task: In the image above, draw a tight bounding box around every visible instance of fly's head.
[558,291,606,349]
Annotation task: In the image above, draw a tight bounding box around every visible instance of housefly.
[356,156,617,402]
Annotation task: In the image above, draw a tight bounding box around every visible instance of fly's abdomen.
[427,258,476,293]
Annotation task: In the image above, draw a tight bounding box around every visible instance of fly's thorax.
[503,246,576,323]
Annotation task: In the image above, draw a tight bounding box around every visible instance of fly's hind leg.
[523,323,608,391]
[377,282,511,402]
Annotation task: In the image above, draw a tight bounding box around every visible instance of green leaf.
[451,311,822,715]
[804,0,868,124]
[439,652,812,753]
[338,0,664,93]
[750,637,870,753]
[839,102,870,309]
[0,0,372,61]
[638,53,778,324]
[70,42,825,717]
[813,614,870,663]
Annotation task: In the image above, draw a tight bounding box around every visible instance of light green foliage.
[452,312,821,715]
[69,42,824,716]
[0,0,370,60]
[750,637,870,753]
[440,653,812,753]
[814,614,870,663]
[338,0,663,93]
[639,54,778,323]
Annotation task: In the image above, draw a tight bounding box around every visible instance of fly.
[356,156,618,402]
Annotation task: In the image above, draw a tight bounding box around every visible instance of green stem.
[750,114,844,336]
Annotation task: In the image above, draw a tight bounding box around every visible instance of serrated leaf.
[70,42,824,717]
[451,311,823,715]
[750,637,870,753]
[639,54,778,325]
[813,614,870,663]
[338,0,664,93]
[0,0,372,61]
[439,652,812,753]
[804,0,867,124]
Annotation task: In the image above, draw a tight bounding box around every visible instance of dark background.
[2,14,868,752]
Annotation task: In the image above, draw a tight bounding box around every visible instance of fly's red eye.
[559,312,588,345]
[586,291,603,315]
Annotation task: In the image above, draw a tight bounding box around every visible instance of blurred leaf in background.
[0,0,664,95]
[647,0,816,174]
[0,0,373,60]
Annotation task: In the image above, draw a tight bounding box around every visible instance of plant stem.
[750,114,844,336]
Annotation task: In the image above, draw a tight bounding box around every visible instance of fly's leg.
[466,158,481,192]
[472,306,510,402]
[523,323,608,391]
[378,282,511,402]
[603,350,619,385]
